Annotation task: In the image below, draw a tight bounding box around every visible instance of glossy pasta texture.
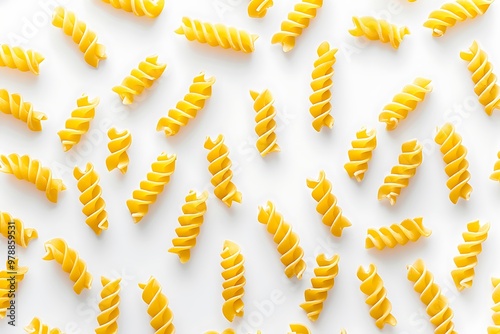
[101,0,165,18]
[489,277,500,333]
[157,73,215,136]
[138,276,175,334]
[175,17,258,53]
[349,16,410,49]
[169,190,209,263]
[221,240,246,322]
[357,264,397,329]
[258,201,306,279]
[344,127,377,182]
[0,212,38,248]
[300,254,339,321]
[491,151,500,182]
[106,128,132,174]
[271,0,323,52]
[52,7,106,67]
[379,78,432,130]
[289,323,311,334]
[24,317,62,334]
[43,238,92,294]
[0,44,44,74]
[407,259,457,334]
[366,217,431,250]
[127,152,177,223]
[0,153,66,203]
[451,221,490,291]
[250,89,280,156]
[248,0,274,18]
[0,258,28,319]
[96,276,121,334]
[434,123,472,204]
[0,89,47,131]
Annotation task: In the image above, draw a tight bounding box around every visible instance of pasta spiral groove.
[101,0,165,18]
[24,317,62,334]
[0,45,44,75]
[289,324,311,334]
[0,89,47,131]
[221,240,246,322]
[489,277,500,333]
[344,127,377,182]
[96,276,121,334]
[366,217,431,250]
[349,16,410,49]
[139,276,175,334]
[250,89,280,156]
[0,212,38,248]
[248,0,274,18]
[106,128,132,174]
[0,258,28,319]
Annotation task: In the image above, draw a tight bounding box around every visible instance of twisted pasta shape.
[340,330,347,334]
[58,95,100,152]
[250,89,280,156]
[248,0,274,18]
[157,73,215,136]
[0,153,66,203]
[489,277,500,333]
[423,0,494,37]
[434,123,473,204]
[366,217,431,250]
[204,135,242,207]
[96,276,121,334]
[460,40,500,115]
[344,127,377,182]
[307,170,351,237]
[451,220,490,291]
[300,254,339,321]
[407,259,457,334]
[113,55,166,105]
[379,78,432,130]
[378,139,423,205]
[491,151,500,182]
[349,16,410,49]
[106,128,132,174]
[74,163,109,235]
[101,0,165,18]
[24,317,62,334]
[258,201,306,279]
[52,7,107,67]
[289,324,310,334]
[0,212,38,248]
[221,240,246,322]
[0,89,47,131]
[175,17,258,53]
[168,190,209,263]
[43,238,92,294]
[271,0,323,52]
[205,331,262,334]
[138,276,175,334]
[0,258,28,319]
[127,152,177,223]
[0,45,44,75]
[357,264,397,329]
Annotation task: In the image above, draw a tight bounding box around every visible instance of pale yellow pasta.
[344,127,377,182]
[96,276,121,334]
[248,0,274,18]
[0,44,44,75]
[101,0,165,18]
[366,217,431,250]
[0,212,38,248]
[0,89,47,131]
[106,128,132,174]
[250,89,280,156]
[220,240,246,322]
[349,16,410,49]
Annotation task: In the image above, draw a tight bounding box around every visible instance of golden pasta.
[349,16,410,49]
[106,128,132,174]
[250,89,280,156]
[289,323,310,334]
[138,276,175,334]
[0,89,47,131]
[489,277,500,333]
[96,276,121,334]
[0,212,38,248]
[221,240,246,322]
[24,317,62,334]
[366,217,431,250]
[248,0,274,18]
[0,44,44,75]
[101,0,165,18]
[344,127,377,182]
[0,258,27,319]
[491,151,500,182]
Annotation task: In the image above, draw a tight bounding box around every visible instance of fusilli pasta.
[96,276,121,334]
[138,276,175,334]
[250,89,280,156]
[0,89,47,131]
[24,317,62,334]
[106,128,132,174]
[248,0,274,18]
[489,277,500,333]
[491,151,500,182]
[0,44,44,75]
[101,0,165,18]
[221,240,246,322]
[0,258,27,319]
[344,127,377,182]
[289,324,310,334]
[0,212,38,248]
[349,16,410,49]
[366,217,431,250]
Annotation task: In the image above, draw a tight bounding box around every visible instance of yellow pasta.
[407,259,456,334]
[113,55,166,105]
[307,170,351,237]
[434,123,472,204]
[248,0,274,18]
[379,78,432,130]
[74,163,109,235]
[491,151,500,182]
[366,217,431,250]
[43,238,92,294]
[127,152,176,223]
[489,277,500,333]
[460,40,500,115]
[0,89,47,131]
[168,190,209,263]
[0,44,44,75]
[0,153,66,203]
[340,330,347,334]
[258,201,306,279]
[138,276,175,334]
[52,7,106,67]
[289,323,310,334]
[205,330,235,334]
[0,258,28,319]
[24,317,62,334]
[250,89,280,156]
[357,264,397,329]
[221,240,246,322]
[300,254,339,321]
[96,276,121,334]
[0,212,38,248]
[451,221,490,291]
[175,17,258,53]
[423,0,494,37]
[156,73,215,136]
[344,127,377,182]
[349,16,410,49]
[101,0,165,18]
[204,135,242,207]
[106,128,132,174]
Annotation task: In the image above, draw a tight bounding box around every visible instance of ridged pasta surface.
[24,317,62,334]
[0,212,38,247]
[138,276,175,334]
[366,217,431,250]
[221,240,246,322]
[0,258,27,319]
[489,277,500,333]
[349,16,410,49]
[250,89,280,156]
[289,323,311,334]
[248,0,274,18]
[0,44,44,74]
[0,89,47,131]
[344,127,377,182]
[101,0,164,18]
[96,276,121,334]
[106,128,132,174]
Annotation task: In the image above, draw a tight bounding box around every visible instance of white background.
[1,0,500,333]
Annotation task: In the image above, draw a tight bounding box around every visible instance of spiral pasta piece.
[0,258,28,319]
[248,0,274,18]
[491,151,500,182]
[344,127,377,182]
[340,330,347,334]
[366,217,431,250]
[43,238,92,294]
[74,163,109,235]
[204,135,242,207]
[379,78,432,130]
[451,221,489,291]
[434,123,472,204]
[289,324,310,334]
[250,89,280,157]
[0,212,38,248]
[460,40,500,115]
[423,0,494,37]
[0,89,47,131]
[0,45,44,75]
[101,0,165,18]
[175,17,258,53]
[0,153,66,203]
[407,259,457,334]
[205,331,262,334]
[221,240,246,322]
[168,190,209,263]
[96,276,121,334]
[106,128,132,174]
[138,276,175,334]
[489,277,500,333]
[157,73,215,136]
[300,254,339,321]
[127,153,176,223]
[24,317,62,334]
[258,201,306,279]
[52,7,106,67]
[349,16,410,49]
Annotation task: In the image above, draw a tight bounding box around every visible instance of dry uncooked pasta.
[344,127,377,182]
[96,276,121,334]
[101,0,165,18]
[349,16,410,49]
[0,44,44,75]
[138,276,175,333]
[250,89,280,156]
[220,240,246,322]
[0,89,47,131]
